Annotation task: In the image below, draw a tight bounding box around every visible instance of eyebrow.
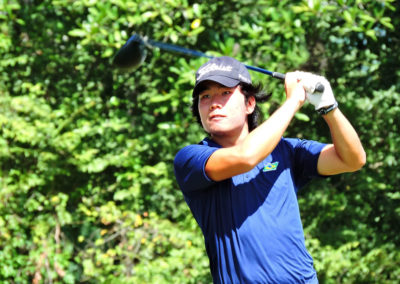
[199,86,222,96]
[201,84,231,92]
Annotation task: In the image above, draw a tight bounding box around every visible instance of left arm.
[317,108,366,175]
[298,71,366,175]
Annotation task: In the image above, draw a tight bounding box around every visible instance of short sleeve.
[283,138,328,189]
[174,144,219,192]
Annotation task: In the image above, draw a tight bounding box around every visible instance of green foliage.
[0,0,399,282]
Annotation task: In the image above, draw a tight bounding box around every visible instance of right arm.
[206,73,306,181]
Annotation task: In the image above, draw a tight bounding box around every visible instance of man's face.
[198,81,255,138]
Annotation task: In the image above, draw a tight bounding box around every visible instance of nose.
[209,95,222,111]
[210,103,219,111]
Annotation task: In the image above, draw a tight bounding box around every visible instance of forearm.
[205,72,305,181]
[323,108,366,170]
[206,98,300,181]
[238,73,306,166]
[239,98,300,165]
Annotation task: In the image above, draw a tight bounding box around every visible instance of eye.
[199,94,210,100]
[222,89,232,95]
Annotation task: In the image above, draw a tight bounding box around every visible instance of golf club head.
[113,34,147,70]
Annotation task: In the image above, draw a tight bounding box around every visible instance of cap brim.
[192,75,240,97]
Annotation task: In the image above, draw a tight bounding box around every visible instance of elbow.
[360,149,367,167]
[238,147,261,172]
[356,148,367,170]
[349,150,367,172]
[241,158,258,173]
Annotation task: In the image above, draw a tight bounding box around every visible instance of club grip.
[274,73,325,93]
[272,72,286,80]
[314,82,325,93]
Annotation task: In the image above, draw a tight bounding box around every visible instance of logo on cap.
[197,63,233,80]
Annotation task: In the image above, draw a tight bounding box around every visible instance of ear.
[245,96,256,115]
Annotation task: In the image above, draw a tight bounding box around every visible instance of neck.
[210,125,250,148]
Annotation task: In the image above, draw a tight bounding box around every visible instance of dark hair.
[191,82,271,132]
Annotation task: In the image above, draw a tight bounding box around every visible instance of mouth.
[209,114,226,121]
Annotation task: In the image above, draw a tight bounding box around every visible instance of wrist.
[317,101,338,115]
[285,97,304,112]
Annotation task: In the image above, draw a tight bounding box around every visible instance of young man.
[174,56,365,283]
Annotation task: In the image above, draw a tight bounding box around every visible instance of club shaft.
[148,40,213,60]
[244,65,285,80]
[147,39,283,80]
[143,37,324,92]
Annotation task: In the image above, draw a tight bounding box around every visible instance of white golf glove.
[301,72,338,114]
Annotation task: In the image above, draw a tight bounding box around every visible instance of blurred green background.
[0,0,399,283]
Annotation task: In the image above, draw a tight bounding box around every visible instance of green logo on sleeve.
[263,162,279,172]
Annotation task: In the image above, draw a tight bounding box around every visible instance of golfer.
[174,56,365,283]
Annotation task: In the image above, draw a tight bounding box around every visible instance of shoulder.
[272,137,298,156]
[279,137,326,154]
[174,138,220,192]
[279,137,307,148]
[174,138,220,168]
[274,138,327,171]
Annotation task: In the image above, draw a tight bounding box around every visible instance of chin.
[207,127,232,137]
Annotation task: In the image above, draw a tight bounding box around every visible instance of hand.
[301,72,336,110]
[284,71,307,108]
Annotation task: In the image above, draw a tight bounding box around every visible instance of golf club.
[113,34,324,92]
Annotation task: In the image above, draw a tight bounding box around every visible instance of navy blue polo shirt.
[174,137,326,284]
